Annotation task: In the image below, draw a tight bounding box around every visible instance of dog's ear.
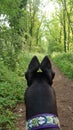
[41,56,55,85]
[41,56,51,70]
[25,56,40,86]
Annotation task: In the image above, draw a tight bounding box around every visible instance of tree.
[26,0,41,48]
[0,0,27,70]
[43,0,73,53]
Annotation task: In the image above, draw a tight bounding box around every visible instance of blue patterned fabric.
[26,113,60,130]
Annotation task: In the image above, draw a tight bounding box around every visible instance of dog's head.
[25,56,55,86]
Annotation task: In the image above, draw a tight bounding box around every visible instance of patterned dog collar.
[26,113,60,130]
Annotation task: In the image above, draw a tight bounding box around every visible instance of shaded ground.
[14,64,73,130]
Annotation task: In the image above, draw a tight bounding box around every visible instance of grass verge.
[0,52,44,129]
[51,52,73,80]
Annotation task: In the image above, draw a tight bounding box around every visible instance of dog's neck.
[26,113,60,130]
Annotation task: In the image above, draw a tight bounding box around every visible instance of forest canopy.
[0,0,73,61]
[0,0,73,80]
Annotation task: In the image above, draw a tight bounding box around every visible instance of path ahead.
[53,64,73,130]
[14,64,73,130]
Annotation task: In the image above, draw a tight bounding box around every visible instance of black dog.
[24,56,60,130]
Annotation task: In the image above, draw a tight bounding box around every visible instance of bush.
[0,52,44,129]
[51,52,73,79]
[0,60,26,129]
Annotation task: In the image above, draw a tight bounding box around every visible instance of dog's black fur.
[24,56,60,130]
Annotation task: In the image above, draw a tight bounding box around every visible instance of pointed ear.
[27,56,40,72]
[40,56,55,85]
[41,56,51,71]
[25,56,40,86]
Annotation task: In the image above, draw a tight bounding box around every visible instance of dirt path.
[14,64,73,130]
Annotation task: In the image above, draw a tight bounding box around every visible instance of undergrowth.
[0,52,44,129]
[51,52,73,80]
[0,53,31,130]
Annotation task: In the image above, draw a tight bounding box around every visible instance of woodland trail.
[14,63,73,130]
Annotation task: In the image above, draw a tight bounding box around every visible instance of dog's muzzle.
[26,113,60,130]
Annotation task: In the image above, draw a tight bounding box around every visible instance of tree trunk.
[63,0,67,52]
[67,23,70,51]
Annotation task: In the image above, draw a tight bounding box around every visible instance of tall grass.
[0,52,44,129]
[51,52,73,80]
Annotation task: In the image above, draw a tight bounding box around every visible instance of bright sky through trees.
[39,0,60,19]
[0,14,9,27]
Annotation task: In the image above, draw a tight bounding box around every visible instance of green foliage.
[51,52,73,79]
[16,52,32,75]
[48,39,63,54]
[0,51,44,129]
[0,59,26,129]
[0,0,42,71]
[0,110,16,130]
[0,0,28,71]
